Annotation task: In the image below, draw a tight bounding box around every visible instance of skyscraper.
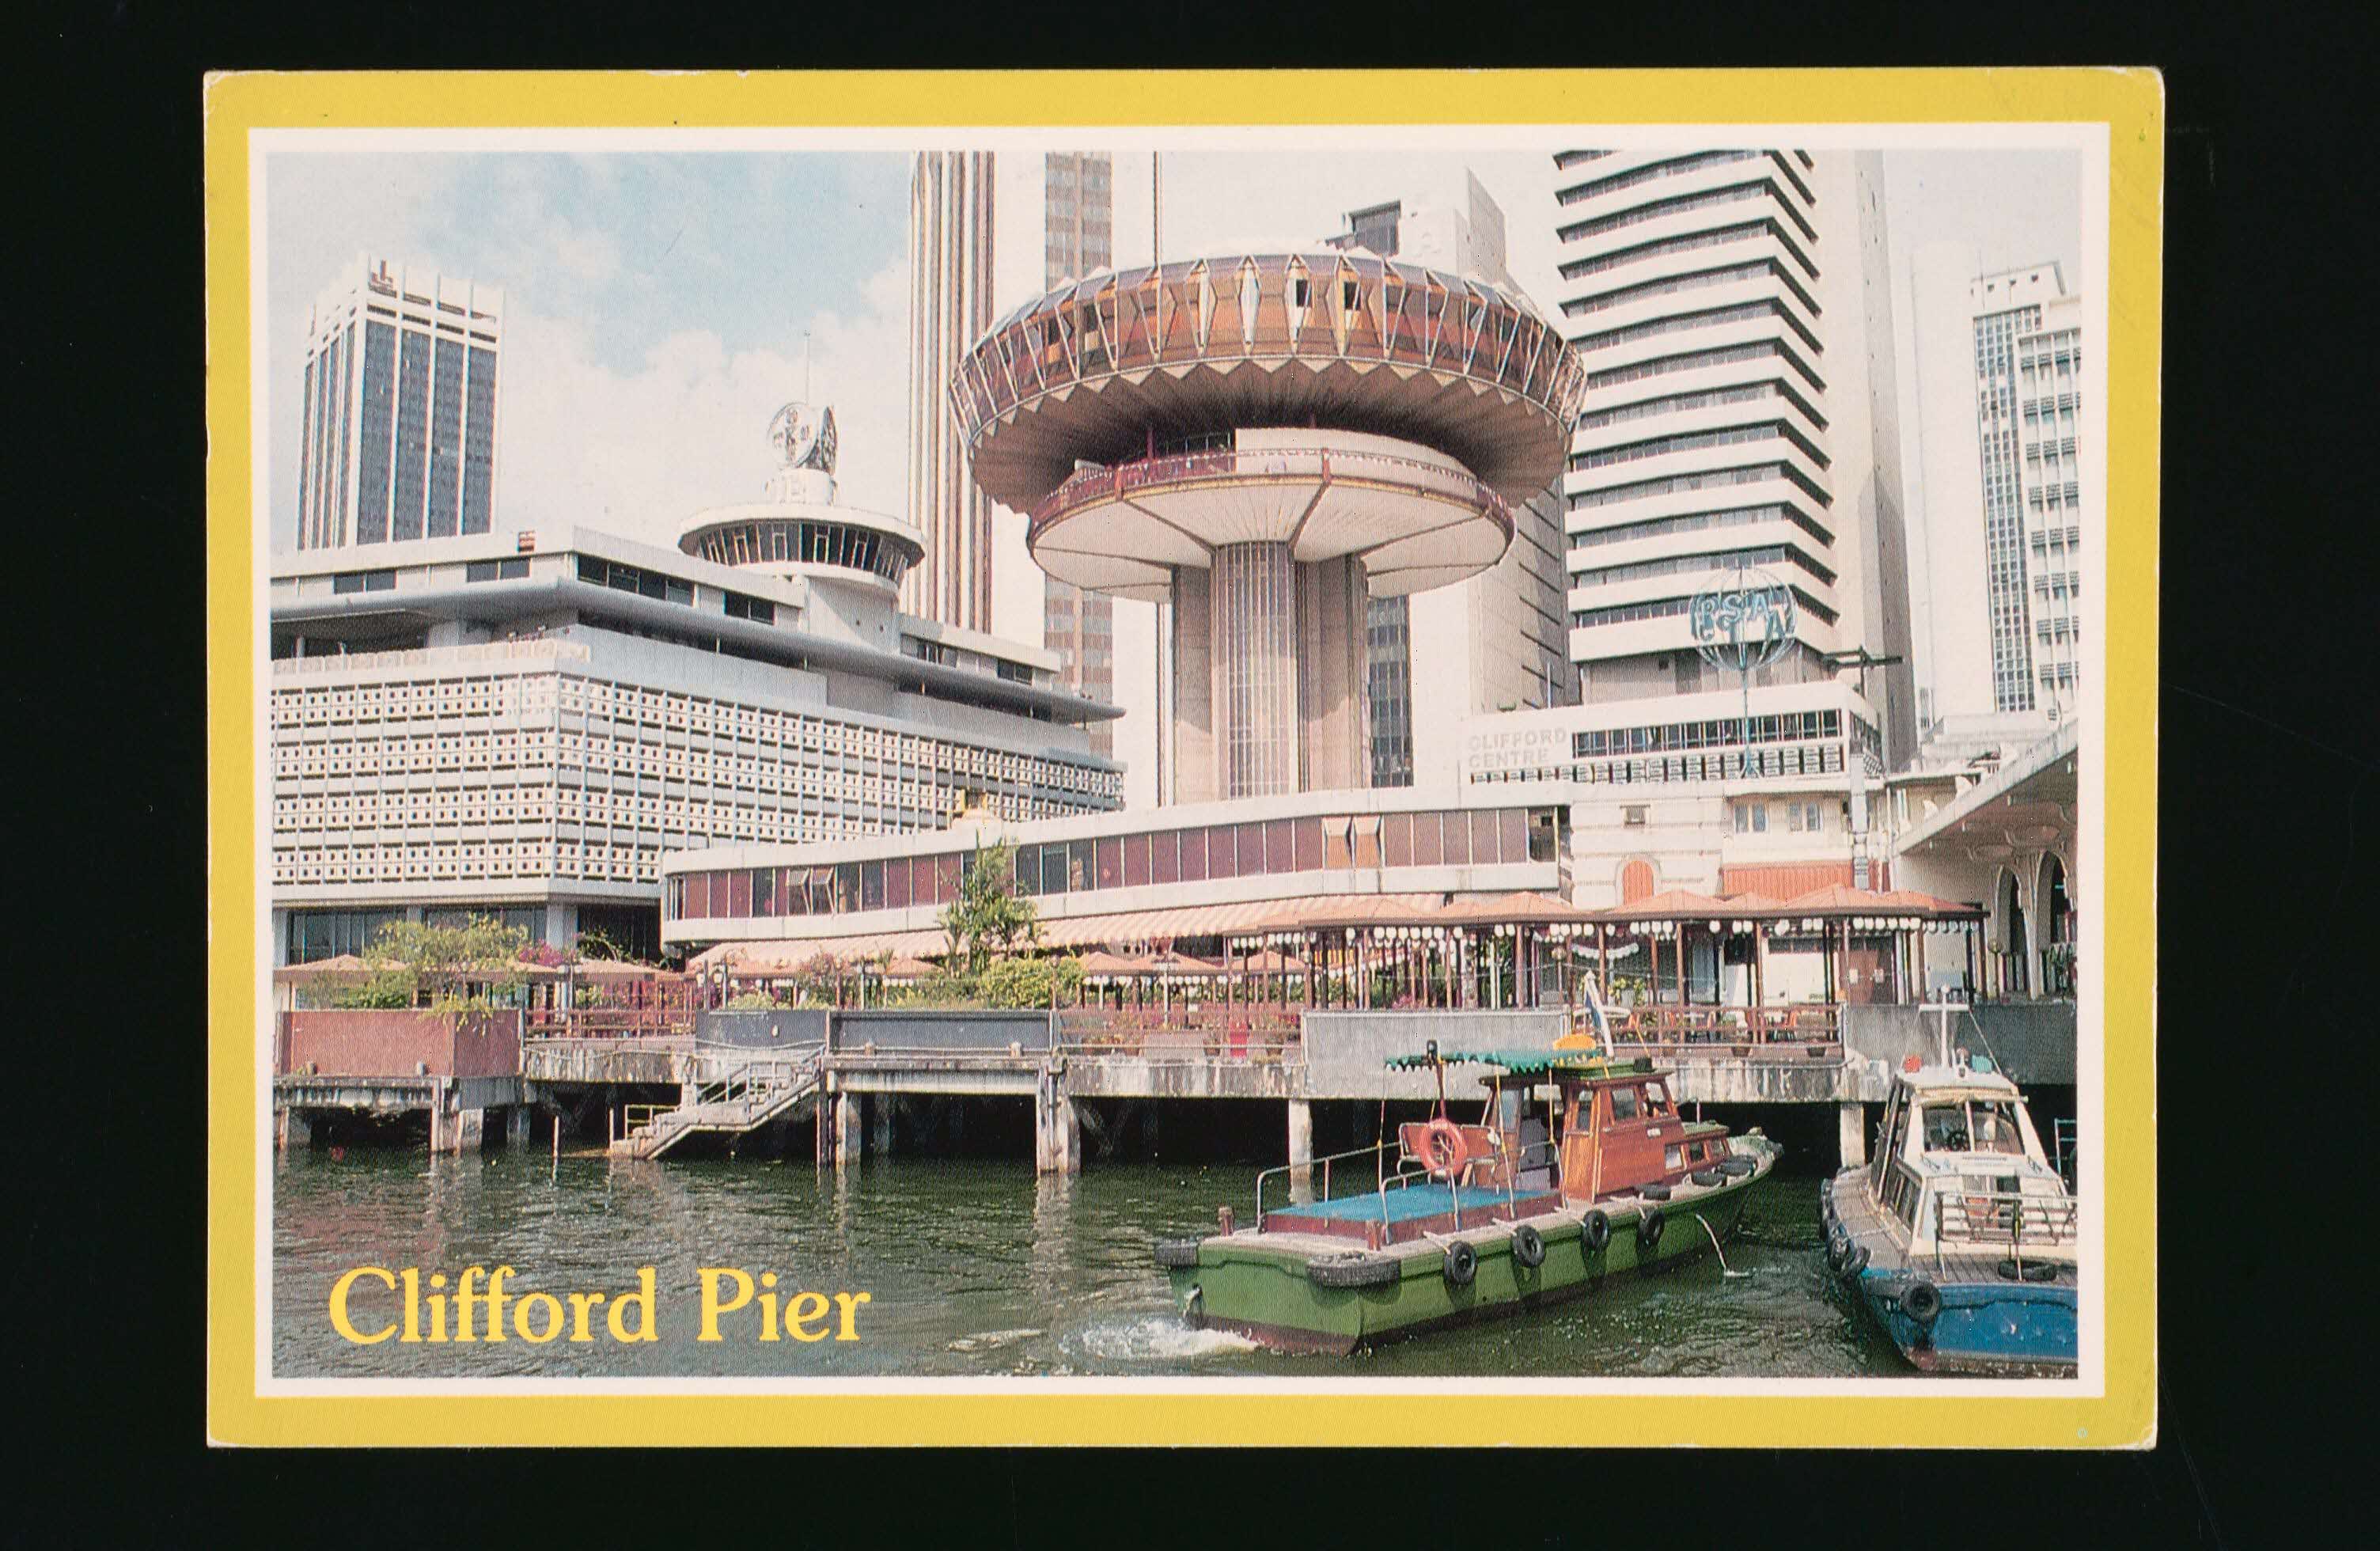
[1548,150,1916,768]
[296,255,502,552]
[1908,252,2086,732]
[1321,172,1578,793]
[905,152,997,635]
[1041,151,1116,757]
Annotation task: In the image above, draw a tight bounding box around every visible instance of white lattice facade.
[271,642,1121,899]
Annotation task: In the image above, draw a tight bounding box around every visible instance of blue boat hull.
[1851,1269,2076,1377]
[1821,1173,2077,1378]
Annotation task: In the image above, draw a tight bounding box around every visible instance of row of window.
[1568,459,1832,514]
[578,556,693,607]
[1568,419,1829,476]
[331,569,396,594]
[1733,798,1832,834]
[669,806,1563,922]
[1559,216,1817,286]
[1569,543,1834,592]
[1469,741,1849,788]
[686,518,911,586]
[1564,256,1823,333]
[1571,297,1822,361]
[1567,501,1834,554]
[1575,377,1827,435]
[1571,585,1836,631]
[1582,336,1826,396]
[1556,150,1763,207]
[1556,177,1817,248]
[1574,708,1845,759]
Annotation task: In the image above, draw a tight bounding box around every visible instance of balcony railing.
[1030,445,1512,533]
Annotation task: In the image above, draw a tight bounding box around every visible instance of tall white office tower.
[906,151,999,635]
[1548,150,1916,770]
[296,255,503,552]
[1907,249,2087,740]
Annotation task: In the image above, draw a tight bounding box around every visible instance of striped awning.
[690,889,1596,973]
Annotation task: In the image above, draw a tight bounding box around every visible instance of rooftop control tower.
[949,252,1583,802]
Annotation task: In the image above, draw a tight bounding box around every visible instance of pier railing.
[1934,1189,2080,1249]
[1602,1005,1844,1065]
[1054,1007,1302,1064]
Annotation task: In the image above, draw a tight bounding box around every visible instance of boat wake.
[1071,1316,1260,1363]
[946,1328,1045,1353]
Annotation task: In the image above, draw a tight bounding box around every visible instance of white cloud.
[487,251,913,552]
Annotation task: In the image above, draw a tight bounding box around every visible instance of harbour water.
[274,1145,1903,1378]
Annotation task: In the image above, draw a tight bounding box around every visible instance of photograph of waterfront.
[230,80,2142,1421]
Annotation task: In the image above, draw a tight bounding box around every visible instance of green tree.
[938,839,1040,976]
[335,916,532,1019]
[978,954,1086,1010]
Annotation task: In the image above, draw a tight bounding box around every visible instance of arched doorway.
[1618,858,1655,905]
[2038,854,2072,995]
[1997,868,2029,998]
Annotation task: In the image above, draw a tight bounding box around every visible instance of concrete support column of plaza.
[1033,1072,1082,1175]
[506,1105,532,1147]
[1838,1102,1868,1170]
[278,1106,313,1151]
[1287,1098,1315,1204]
[834,1089,862,1167]
[870,1094,893,1157]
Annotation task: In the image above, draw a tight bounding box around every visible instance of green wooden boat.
[1156,1045,1782,1353]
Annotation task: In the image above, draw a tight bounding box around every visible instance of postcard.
[207,68,2160,1446]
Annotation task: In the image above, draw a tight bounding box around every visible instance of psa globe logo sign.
[1689,562,1797,677]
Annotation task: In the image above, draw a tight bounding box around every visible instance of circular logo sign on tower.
[767,402,838,475]
[1691,562,1798,677]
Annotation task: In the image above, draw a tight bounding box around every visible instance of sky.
[263,141,2080,654]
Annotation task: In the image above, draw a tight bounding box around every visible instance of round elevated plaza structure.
[951,252,1585,802]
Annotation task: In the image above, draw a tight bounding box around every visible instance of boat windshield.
[1923,1099,2025,1154]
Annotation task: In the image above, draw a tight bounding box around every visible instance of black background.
[21,3,2369,1544]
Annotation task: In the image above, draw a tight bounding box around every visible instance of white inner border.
[248,116,2116,1405]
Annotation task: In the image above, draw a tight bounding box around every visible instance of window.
[723,591,775,624]
[332,569,396,594]
[1624,806,1648,828]
[577,555,692,606]
[1609,1087,1639,1121]
[1734,802,1767,833]
[464,558,528,582]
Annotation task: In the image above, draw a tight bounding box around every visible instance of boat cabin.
[1555,1060,1735,1203]
[1388,1049,1738,1204]
[1866,1060,2077,1258]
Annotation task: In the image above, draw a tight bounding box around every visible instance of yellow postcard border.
[207,67,2161,1448]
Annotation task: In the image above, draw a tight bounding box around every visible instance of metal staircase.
[611,1045,825,1160]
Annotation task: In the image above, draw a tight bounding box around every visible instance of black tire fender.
[1719,1156,1757,1177]
[1636,1208,1666,1251]
[1901,1279,1942,1326]
[1442,1240,1478,1287]
[1510,1224,1546,1269]
[1690,1168,1726,1188]
[1154,1238,1203,1270]
[1580,1209,1612,1253]
[1826,1231,1850,1272]
[1639,1183,1672,1201]
[1840,1243,1870,1280]
[1308,1253,1399,1289]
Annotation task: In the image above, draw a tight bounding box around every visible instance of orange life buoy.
[1421,1118,1471,1181]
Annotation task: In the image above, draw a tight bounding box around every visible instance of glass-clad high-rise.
[298,255,502,552]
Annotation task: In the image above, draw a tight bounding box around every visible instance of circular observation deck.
[949,251,1586,515]
[676,491,926,595]
[1025,430,1514,602]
